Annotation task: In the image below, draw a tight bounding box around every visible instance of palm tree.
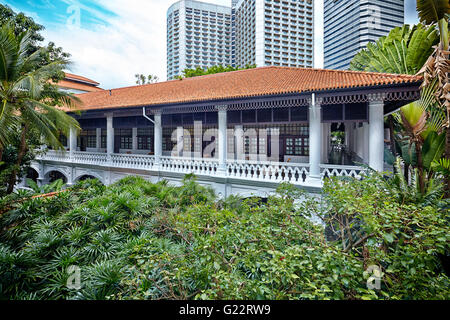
[350,23,439,74]
[416,0,450,195]
[0,24,80,193]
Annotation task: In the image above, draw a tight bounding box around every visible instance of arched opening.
[47,171,67,184]
[25,168,39,185]
[76,175,103,184]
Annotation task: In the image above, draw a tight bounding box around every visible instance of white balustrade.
[111,153,155,169]
[73,151,108,165]
[320,164,367,180]
[160,156,218,175]
[227,160,310,184]
[37,150,368,185]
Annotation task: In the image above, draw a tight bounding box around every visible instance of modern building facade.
[31,67,421,197]
[167,0,314,79]
[167,0,233,80]
[234,0,314,68]
[324,0,405,70]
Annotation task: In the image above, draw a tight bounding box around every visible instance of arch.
[74,174,104,185]
[44,170,68,184]
[29,164,42,178]
[25,167,39,187]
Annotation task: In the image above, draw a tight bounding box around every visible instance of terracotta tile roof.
[57,79,104,93]
[73,66,422,112]
[64,72,100,86]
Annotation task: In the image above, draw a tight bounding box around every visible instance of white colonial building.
[29,67,421,198]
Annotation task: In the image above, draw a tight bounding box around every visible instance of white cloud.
[41,0,325,89]
[43,0,170,89]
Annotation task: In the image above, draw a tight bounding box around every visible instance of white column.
[106,113,114,160]
[321,123,330,163]
[96,128,102,151]
[308,94,322,180]
[154,112,162,164]
[176,126,184,157]
[194,121,203,158]
[345,123,352,151]
[234,125,244,160]
[217,106,227,174]
[369,99,385,171]
[363,122,370,164]
[132,128,138,151]
[69,126,77,159]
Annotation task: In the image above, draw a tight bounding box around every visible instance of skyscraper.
[234,0,314,68]
[167,0,232,80]
[167,0,314,80]
[324,0,405,70]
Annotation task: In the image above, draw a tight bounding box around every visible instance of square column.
[308,94,322,180]
[132,128,138,151]
[363,122,370,164]
[234,125,244,160]
[106,113,114,160]
[176,126,184,157]
[69,126,77,159]
[154,112,162,164]
[321,123,330,163]
[96,128,102,151]
[217,106,228,175]
[369,97,385,172]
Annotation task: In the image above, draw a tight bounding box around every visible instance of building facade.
[324,0,405,70]
[167,0,314,79]
[30,67,421,197]
[167,0,233,80]
[234,0,314,68]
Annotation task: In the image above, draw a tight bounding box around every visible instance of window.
[80,130,97,148]
[118,129,132,149]
[101,129,107,148]
[137,128,153,150]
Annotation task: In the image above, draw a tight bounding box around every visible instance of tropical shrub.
[0,175,448,300]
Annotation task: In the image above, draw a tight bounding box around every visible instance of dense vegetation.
[0,173,448,300]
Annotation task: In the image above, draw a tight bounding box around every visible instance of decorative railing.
[227,160,310,183]
[111,153,155,169]
[320,164,366,180]
[37,151,368,185]
[73,151,108,165]
[160,156,218,175]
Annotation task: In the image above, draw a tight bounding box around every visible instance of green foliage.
[178,64,256,79]
[26,178,64,194]
[0,174,448,300]
[350,24,439,74]
[416,0,450,25]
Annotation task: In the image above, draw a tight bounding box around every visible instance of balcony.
[36,150,367,188]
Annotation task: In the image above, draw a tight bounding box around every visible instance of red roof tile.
[57,79,104,93]
[64,72,100,86]
[73,66,422,111]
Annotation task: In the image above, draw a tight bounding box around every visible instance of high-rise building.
[234,0,314,68]
[324,0,405,70]
[167,0,314,80]
[167,0,232,80]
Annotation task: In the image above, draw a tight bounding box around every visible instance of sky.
[2,0,419,89]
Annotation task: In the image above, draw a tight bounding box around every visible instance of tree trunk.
[6,124,28,194]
